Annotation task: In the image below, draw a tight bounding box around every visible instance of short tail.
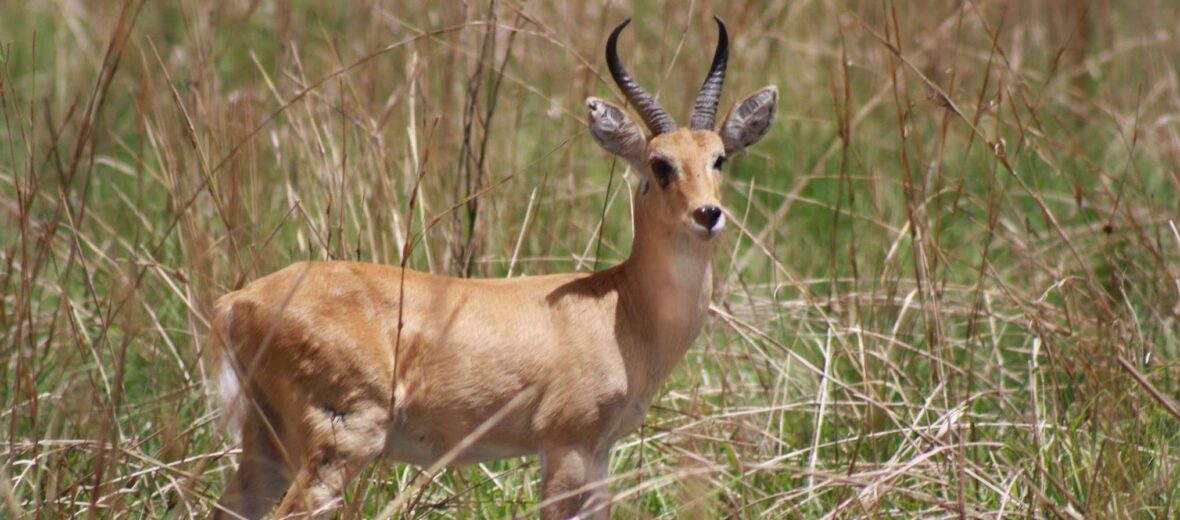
[208,297,246,440]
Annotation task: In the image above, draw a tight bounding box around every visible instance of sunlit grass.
[2,0,1179,517]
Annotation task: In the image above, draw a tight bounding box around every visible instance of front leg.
[540,444,612,520]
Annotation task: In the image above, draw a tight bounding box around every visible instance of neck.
[617,219,715,378]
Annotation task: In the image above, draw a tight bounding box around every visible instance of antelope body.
[208,18,777,519]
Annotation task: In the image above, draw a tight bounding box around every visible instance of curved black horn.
[606,19,677,135]
[689,16,729,130]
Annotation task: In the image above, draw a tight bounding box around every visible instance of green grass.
[3,0,1180,517]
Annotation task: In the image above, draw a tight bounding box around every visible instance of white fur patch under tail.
[217,356,246,440]
[213,302,246,441]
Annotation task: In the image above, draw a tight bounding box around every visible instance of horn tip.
[608,18,632,42]
[713,16,729,42]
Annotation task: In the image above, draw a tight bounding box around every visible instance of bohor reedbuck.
[207,16,777,519]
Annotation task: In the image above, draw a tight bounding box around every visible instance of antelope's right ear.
[587,97,646,163]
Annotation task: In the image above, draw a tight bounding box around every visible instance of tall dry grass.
[2,0,1179,517]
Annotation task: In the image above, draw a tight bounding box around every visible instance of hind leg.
[272,402,387,518]
[210,411,293,519]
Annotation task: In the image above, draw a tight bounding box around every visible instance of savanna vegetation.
[2,0,1179,517]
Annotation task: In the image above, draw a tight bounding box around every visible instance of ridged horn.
[689,16,729,130]
[606,19,677,135]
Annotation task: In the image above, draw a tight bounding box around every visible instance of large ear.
[719,86,777,156]
[586,97,646,163]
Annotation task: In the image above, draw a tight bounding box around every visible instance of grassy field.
[3,0,1180,517]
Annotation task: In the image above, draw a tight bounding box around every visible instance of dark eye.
[649,158,675,186]
[713,155,727,171]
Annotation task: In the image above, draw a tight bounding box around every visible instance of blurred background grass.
[2,0,1179,517]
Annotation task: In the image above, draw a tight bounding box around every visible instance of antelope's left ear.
[719,86,777,156]
[587,97,646,163]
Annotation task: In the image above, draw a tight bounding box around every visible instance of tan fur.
[206,71,776,517]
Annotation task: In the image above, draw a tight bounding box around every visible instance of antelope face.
[642,130,727,239]
[587,17,778,242]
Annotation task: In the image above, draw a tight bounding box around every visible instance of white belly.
[382,417,532,467]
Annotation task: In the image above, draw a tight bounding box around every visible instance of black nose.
[692,206,723,229]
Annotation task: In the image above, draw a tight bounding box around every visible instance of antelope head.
[587,17,778,243]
